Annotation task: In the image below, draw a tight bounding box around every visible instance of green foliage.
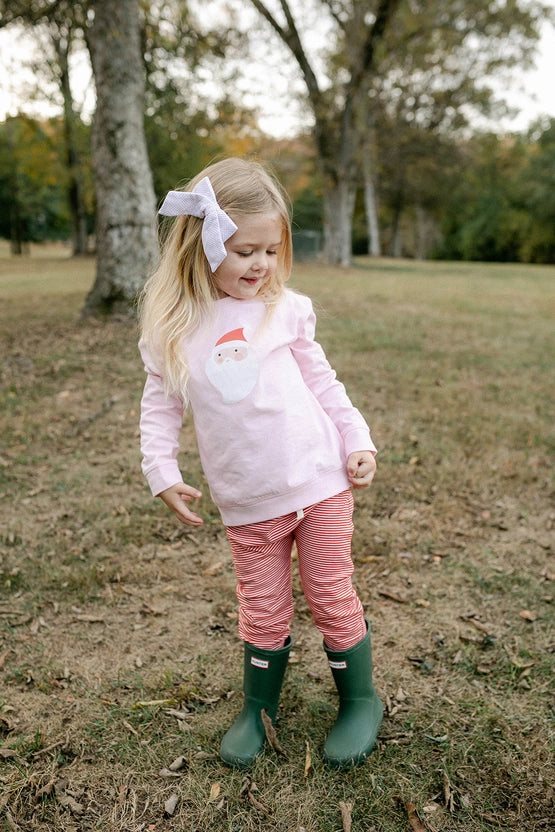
[0,116,72,246]
[144,88,224,198]
[433,120,555,263]
[517,119,555,262]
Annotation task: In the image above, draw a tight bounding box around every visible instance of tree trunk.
[415,203,426,260]
[359,108,381,257]
[363,164,381,257]
[83,0,157,316]
[391,205,403,257]
[322,177,356,267]
[55,31,89,256]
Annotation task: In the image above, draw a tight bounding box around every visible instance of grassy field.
[0,243,553,831]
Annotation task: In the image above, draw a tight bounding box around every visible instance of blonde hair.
[138,158,293,398]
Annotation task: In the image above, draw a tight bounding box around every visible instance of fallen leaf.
[378,590,408,604]
[203,561,223,576]
[239,778,271,814]
[247,789,271,814]
[380,731,413,745]
[0,748,25,763]
[197,695,221,705]
[339,801,352,832]
[304,740,313,778]
[443,769,455,812]
[261,709,286,756]
[425,733,448,744]
[164,793,179,817]
[519,609,536,622]
[209,782,221,802]
[54,780,84,815]
[0,649,14,670]
[30,617,49,634]
[168,755,187,771]
[405,801,429,832]
[469,618,493,634]
[0,715,12,736]
[139,603,164,616]
[164,708,192,723]
[132,698,176,709]
[385,695,401,717]
[122,720,138,736]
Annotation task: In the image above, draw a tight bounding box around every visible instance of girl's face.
[214,212,283,300]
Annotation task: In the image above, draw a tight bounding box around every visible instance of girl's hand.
[347,451,376,490]
[158,483,203,526]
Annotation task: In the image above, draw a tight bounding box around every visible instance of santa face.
[214,212,283,301]
[205,329,260,404]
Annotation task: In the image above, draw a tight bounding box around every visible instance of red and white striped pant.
[225,490,366,651]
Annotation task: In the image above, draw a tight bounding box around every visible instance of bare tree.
[248,0,399,266]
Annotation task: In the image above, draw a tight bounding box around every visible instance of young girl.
[138,157,383,769]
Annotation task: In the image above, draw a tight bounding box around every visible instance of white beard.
[205,349,259,404]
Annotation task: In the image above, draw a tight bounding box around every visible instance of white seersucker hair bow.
[158,176,238,272]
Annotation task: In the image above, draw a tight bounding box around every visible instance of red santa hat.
[215,328,247,347]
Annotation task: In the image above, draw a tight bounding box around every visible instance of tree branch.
[319,0,347,33]
[248,0,321,106]
[349,0,401,95]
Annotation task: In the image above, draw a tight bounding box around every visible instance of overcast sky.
[0,13,553,136]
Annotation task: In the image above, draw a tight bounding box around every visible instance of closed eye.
[237,249,278,257]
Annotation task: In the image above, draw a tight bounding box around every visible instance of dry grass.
[0,243,553,831]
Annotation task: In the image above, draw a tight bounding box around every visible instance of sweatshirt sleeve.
[139,341,185,496]
[289,295,377,457]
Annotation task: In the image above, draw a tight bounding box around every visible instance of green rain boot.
[322,622,383,768]
[220,637,292,768]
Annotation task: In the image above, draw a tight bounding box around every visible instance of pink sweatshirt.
[140,289,376,526]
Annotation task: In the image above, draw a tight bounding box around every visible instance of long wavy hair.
[138,157,293,398]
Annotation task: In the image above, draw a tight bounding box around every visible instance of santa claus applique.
[205,328,260,404]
